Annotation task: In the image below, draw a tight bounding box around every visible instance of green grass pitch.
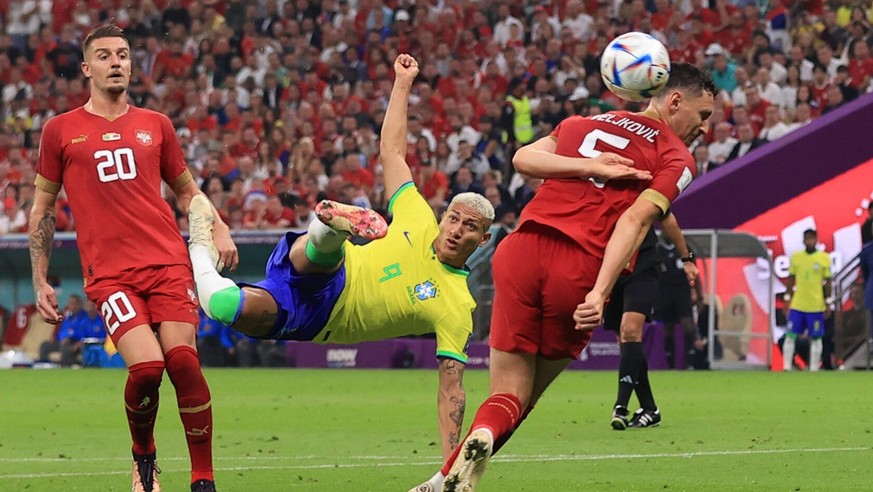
[1,368,871,491]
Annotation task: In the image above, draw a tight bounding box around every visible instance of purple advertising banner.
[672,92,873,229]
[284,324,677,370]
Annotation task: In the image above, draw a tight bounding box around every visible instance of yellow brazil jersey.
[788,249,831,313]
[318,183,475,362]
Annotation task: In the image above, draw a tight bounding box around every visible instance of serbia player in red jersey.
[28,25,238,492]
[423,63,715,491]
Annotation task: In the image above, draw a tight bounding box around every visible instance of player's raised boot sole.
[442,429,493,492]
[315,200,388,240]
[188,194,222,270]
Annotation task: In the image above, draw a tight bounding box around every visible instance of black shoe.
[610,405,629,430]
[132,452,161,492]
[629,408,661,428]
[191,479,217,492]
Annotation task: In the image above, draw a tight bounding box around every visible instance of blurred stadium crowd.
[1,0,872,236]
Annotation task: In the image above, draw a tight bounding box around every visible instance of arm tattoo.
[444,359,460,375]
[450,394,466,428]
[29,208,57,283]
[449,394,465,450]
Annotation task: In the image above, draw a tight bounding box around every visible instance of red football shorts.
[85,264,199,345]
[490,224,596,360]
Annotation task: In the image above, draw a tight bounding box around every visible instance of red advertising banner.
[720,158,873,365]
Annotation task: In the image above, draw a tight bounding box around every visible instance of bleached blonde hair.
[448,192,495,221]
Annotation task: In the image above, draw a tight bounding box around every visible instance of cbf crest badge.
[414,281,438,301]
[135,130,153,146]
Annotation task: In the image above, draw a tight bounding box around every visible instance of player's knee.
[128,361,165,388]
[208,285,242,325]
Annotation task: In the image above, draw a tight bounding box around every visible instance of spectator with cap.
[706,43,737,94]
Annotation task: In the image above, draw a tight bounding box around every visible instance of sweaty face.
[673,91,714,146]
[434,204,491,268]
[83,37,131,96]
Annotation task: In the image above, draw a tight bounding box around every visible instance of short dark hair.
[661,62,716,99]
[83,24,128,56]
[803,228,817,238]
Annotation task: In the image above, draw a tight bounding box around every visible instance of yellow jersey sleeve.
[388,181,439,233]
[434,304,474,363]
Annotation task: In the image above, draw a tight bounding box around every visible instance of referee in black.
[605,210,697,430]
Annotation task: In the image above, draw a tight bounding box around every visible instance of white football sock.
[810,338,823,372]
[307,216,347,253]
[428,471,445,489]
[782,336,795,371]
[190,244,236,318]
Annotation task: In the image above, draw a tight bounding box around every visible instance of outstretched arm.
[512,136,652,181]
[381,54,419,199]
[437,357,466,461]
[574,197,662,330]
[29,187,63,324]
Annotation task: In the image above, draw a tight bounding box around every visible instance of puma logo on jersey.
[71,134,88,144]
[186,425,210,437]
[102,132,122,141]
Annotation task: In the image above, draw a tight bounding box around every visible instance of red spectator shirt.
[418,170,450,200]
[342,167,375,190]
[36,107,191,283]
[518,113,696,260]
[848,57,873,89]
[2,305,36,347]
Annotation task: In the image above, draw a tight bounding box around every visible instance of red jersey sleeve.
[35,117,64,193]
[641,145,696,213]
[159,114,189,185]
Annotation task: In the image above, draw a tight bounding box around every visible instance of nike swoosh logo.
[403,231,412,246]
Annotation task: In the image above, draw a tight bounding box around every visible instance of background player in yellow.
[186,54,494,460]
[782,229,832,371]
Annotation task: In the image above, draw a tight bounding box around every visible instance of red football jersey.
[518,112,696,260]
[37,107,191,283]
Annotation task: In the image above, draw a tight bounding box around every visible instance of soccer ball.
[600,32,671,102]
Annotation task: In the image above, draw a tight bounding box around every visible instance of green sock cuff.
[305,240,344,266]
[208,285,243,326]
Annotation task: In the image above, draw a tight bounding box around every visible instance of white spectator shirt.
[759,122,791,142]
[796,58,815,83]
[493,15,524,47]
[446,126,482,155]
[708,137,738,164]
[767,62,788,85]
[758,81,784,107]
[563,13,595,41]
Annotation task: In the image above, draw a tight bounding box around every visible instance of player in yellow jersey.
[186,54,494,460]
[782,229,832,371]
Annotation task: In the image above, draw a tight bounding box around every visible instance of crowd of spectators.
[0,0,872,237]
